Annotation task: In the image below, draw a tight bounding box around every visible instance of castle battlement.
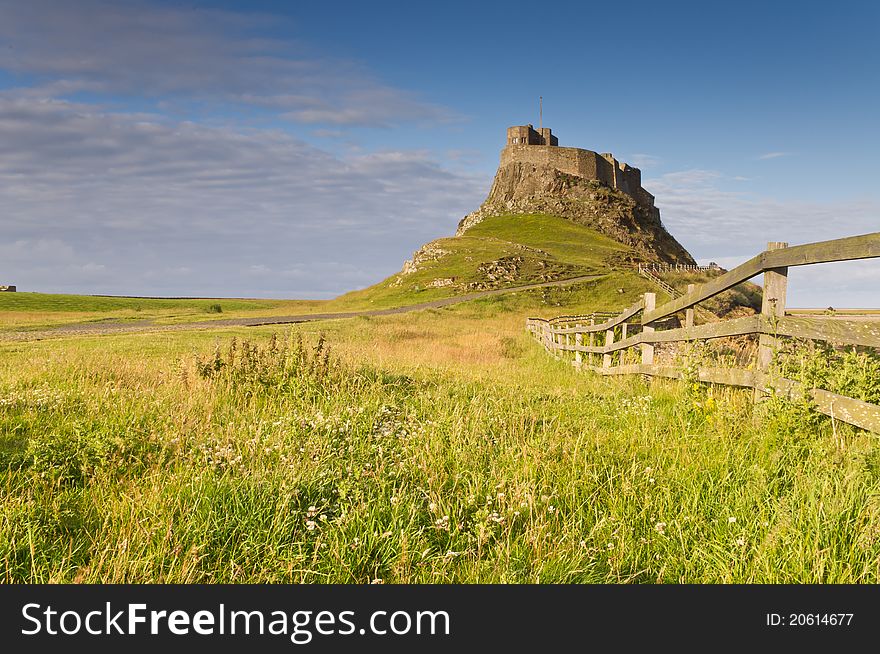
[506,124,558,146]
[501,125,653,209]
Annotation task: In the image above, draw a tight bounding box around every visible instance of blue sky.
[0,0,877,305]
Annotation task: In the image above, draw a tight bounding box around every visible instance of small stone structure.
[502,124,655,210]
[0,285,15,292]
[506,124,558,146]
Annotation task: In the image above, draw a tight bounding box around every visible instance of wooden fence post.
[685,284,695,329]
[641,292,656,369]
[575,325,582,367]
[588,318,595,368]
[756,242,789,395]
[620,322,628,365]
[603,326,615,369]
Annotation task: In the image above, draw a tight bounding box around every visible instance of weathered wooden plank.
[596,364,755,387]
[544,311,880,356]
[603,328,615,368]
[644,255,764,323]
[810,389,880,434]
[697,367,756,388]
[573,299,644,333]
[641,293,655,366]
[685,284,695,329]
[762,375,880,434]
[772,316,880,348]
[603,315,760,353]
[757,242,789,383]
[764,231,880,269]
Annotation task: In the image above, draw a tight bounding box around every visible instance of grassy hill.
[331,213,642,311]
[2,213,655,332]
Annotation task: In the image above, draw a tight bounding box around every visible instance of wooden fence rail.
[526,232,880,434]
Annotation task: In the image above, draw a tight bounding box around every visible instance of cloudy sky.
[1,0,877,305]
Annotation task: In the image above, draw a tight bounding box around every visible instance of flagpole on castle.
[539,96,542,131]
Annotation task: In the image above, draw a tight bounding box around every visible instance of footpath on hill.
[2,274,603,342]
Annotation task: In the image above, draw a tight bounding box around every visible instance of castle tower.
[506,124,558,146]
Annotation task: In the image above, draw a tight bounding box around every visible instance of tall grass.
[2,319,878,583]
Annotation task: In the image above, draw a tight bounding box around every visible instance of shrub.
[195,332,335,392]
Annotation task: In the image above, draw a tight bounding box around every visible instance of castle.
[503,124,656,210]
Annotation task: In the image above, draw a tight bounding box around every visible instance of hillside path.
[2,274,603,341]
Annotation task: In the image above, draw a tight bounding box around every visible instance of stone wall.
[500,144,654,209]
[506,124,557,146]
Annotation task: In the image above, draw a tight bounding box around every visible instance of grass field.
[2,292,878,583]
[2,214,878,583]
[0,293,331,331]
[330,213,628,311]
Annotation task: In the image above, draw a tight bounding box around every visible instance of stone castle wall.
[499,144,655,209]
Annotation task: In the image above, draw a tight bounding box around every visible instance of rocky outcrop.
[400,243,449,275]
[456,161,695,265]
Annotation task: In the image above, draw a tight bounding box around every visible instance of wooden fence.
[636,263,720,273]
[527,232,880,434]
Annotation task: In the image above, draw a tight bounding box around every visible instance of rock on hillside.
[456,160,694,266]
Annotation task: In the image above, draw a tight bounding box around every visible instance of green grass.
[2,212,876,583]
[1,296,877,583]
[330,214,629,311]
[0,293,331,331]
[0,292,277,314]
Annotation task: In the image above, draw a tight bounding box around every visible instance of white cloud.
[757,152,792,160]
[629,153,661,169]
[0,0,452,127]
[0,98,487,296]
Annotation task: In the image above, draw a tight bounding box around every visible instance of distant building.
[0,285,15,292]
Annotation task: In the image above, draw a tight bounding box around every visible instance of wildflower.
[654,522,667,534]
[728,517,736,524]
[428,502,437,512]
[370,578,384,585]
[548,505,557,514]
[305,520,317,531]
[736,538,745,547]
